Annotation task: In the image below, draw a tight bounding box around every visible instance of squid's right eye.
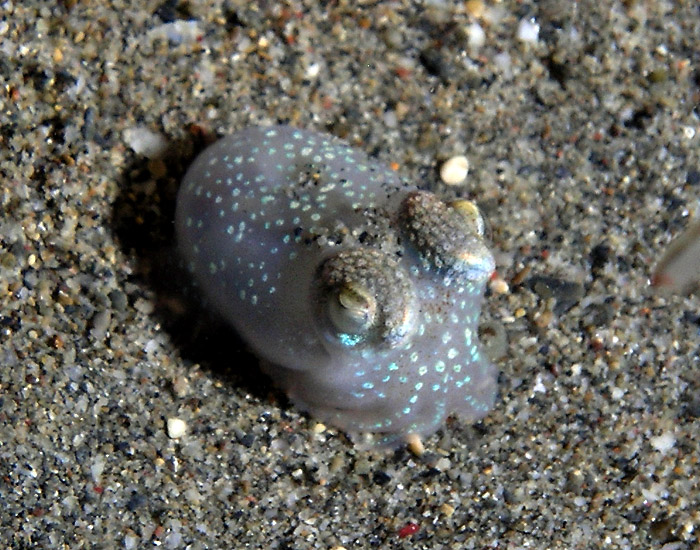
[313,248,418,350]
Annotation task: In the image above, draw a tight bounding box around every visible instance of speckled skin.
[176,126,496,445]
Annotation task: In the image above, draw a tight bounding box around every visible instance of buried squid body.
[176,126,497,446]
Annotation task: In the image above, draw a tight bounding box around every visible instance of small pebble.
[517,17,540,43]
[89,309,111,339]
[406,434,425,456]
[167,417,187,439]
[439,155,470,185]
[529,275,584,315]
[490,276,509,294]
[123,126,168,159]
[440,503,455,517]
[649,431,676,453]
[147,20,202,45]
[171,376,191,398]
[465,22,485,49]
[434,457,451,471]
[465,0,485,18]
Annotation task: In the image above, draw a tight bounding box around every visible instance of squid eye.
[327,281,377,335]
[399,191,495,283]
[448,198,485,236]
[314,248,417,349]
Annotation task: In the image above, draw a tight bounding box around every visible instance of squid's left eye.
[399,191,495,283]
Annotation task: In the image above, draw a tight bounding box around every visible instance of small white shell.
[439,155,470,185]
[167,418,187,439]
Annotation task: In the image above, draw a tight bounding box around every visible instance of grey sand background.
[0,1,698,548]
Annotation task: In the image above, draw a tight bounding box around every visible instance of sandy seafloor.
[1,0,698,548]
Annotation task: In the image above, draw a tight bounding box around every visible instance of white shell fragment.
[652,219,700,293]
[167,417,187,439]
[517,17,540,43]
[439,155,470,185]
[123,126,168,159]
[465,22,485,49]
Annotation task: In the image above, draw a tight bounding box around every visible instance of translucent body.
[176,126,496,445]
